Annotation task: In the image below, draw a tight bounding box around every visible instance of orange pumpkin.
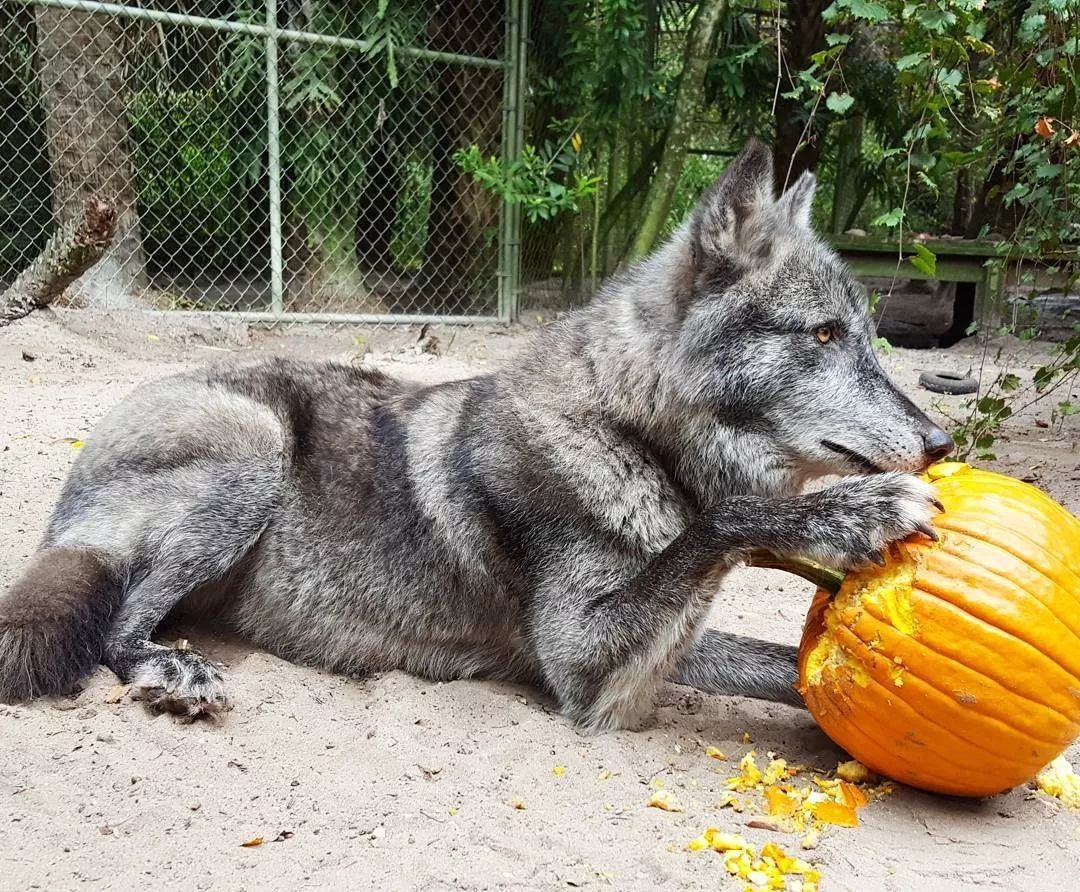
[796,462,1080,797]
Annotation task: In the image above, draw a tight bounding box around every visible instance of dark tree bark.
[630,0,727,258]
[36,8,144,306]
[420,0,504,310]
[355,142,403,272]
[951,167,971,236]
[830,114,863,232]
[773,0,829,191]
[519,0,572,281]
[1,4,51,288]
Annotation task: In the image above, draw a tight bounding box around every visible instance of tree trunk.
[0,198,116,326]
[355,143,403,272]
[629,0,727,259]
[773,0,829,191]
[36,8,144,307]
[966,137,1026,239]
[950,167,971,236]
[1,4,51,288]
[830,114,863,232]
[420,0,504,311]
[520,0,573,283]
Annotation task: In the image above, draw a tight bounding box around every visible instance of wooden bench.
[826,234,1008,344]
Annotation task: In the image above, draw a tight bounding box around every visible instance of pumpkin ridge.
[807,672,1023,796]
[904,582,1080,717]
[908,574,1080,692]
[913,543,1080,684]
[934,514,1080,598]
[935,480,1077,532]
[806,592,1020,783]
[803,665,993,790]
[933,536,1080,643]
[941,474,1080,537]
[856,592,1078,728]
[806,689,933,788]
[829,624,1048,770]
[840,607,1073,748]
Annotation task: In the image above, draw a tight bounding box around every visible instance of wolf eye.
[814,325,833,344]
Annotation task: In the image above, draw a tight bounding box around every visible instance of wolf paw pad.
[130,648,227,723]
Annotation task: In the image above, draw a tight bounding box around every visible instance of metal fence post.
[498,0,527,324]
[265,0,284,315]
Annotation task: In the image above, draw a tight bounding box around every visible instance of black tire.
[918,370,978,395]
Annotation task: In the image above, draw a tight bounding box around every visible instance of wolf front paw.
[797,472,942,570]
[129,645,227,723]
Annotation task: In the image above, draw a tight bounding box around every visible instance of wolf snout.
[921,426,954,463]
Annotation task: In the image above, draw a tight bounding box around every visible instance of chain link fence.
[1,0,527,325]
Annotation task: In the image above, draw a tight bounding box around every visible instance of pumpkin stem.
[746,549,845,595]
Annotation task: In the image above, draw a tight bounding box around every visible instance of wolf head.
[661,139,952,477]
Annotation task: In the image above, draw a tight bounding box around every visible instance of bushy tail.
[0,548,122,701]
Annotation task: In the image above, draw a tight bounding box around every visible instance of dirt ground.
[2,309,1078,892]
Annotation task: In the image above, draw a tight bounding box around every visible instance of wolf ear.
[776,170,817,230]
[689,139,775,278]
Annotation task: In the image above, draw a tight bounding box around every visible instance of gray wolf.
[0,141,952,729]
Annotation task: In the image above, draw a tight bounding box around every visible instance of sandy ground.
[1,309,1079,892]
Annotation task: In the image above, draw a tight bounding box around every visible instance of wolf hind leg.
[92,459,281,720]
[669,629,803,707]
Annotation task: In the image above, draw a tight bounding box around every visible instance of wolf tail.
[0,548,123,701]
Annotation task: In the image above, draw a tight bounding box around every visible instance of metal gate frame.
[19,0,528,325]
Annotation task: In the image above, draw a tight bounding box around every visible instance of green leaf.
[825,33,851,47]
[848,0,890,22]
[909,243,937,277]
[872,208,904,227]
[998,373,1021,393]
[1034,163,1063,181]
[936,68,962,90]
[826,92,855,114]
[917,7,958,31]
[1034,365,1057,390]
[872,336,893,354]
[1020,13,1047,40]
[896,53,928,71]
[1003,183,1030,204]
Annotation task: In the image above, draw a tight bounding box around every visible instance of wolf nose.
[922,427,954,462]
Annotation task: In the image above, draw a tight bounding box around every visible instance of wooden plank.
[828,233,1077,261]
[842,255,986,283]
[827,234,1010,258]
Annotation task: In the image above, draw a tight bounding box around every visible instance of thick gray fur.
[0,140,952,728]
